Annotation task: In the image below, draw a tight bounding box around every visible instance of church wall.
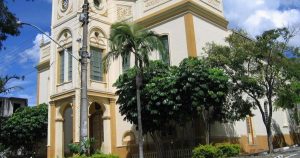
[150,16,189,65]
[38,69,50,104]
[133,0,224,21]
[193,15,229,57]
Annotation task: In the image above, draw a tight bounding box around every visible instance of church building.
[37,0,298,157]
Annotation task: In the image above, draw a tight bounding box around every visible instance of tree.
[0,104,48,157]
[206,28,300,153]
[0,75,23,94]
[0,0,21,49]
[103,22,165,158]
[177,58,231,144]
[114,61,176,158]
[115,58,240,152]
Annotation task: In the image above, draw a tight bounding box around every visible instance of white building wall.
[39,69,50,104]
[151,16,188,65]
[193,16,229,57]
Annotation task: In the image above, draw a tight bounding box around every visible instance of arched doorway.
[89,102,104,153]
[63,105,73,156]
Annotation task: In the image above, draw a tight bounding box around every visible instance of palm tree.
[0,75,23,94]
[103,22,165,158]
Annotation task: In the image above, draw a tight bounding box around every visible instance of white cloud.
[19,33,49,64]
[224,0,300,46]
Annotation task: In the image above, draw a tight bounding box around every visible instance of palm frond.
[0,75,23,94]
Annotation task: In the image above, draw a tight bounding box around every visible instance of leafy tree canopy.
[205,28,300,153]
[0,0,21,49]
[0,104,48,157]
[114,58,243,135]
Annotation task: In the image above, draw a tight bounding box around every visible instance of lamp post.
[17,22,79,61]
[20,1,90,153]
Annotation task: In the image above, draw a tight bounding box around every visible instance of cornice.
[36,59,50,72]
[135,0,228,29]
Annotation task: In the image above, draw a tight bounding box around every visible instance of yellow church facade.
[37,0,299,158]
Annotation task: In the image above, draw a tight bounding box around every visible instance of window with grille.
[67,48,73,81]
[90,47,103,81]
[160,35,170,65]
[59,50,65,84]
[58,47,72,84]
[122,53,130,72]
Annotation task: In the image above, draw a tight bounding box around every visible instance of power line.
[0,38,39,69]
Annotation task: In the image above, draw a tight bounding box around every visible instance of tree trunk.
[150,132,164,158]
[204,109,210,145]
[136,74,144,158]
[267,127,273,153]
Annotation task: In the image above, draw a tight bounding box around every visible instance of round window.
[94,0,102,9]
[62,0,69,11]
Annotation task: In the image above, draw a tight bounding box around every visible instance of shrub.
[68,143,81,155]
[69,153,119,158]
[91,153,119,158]
[192,144,222,158]
[217,143,240,157]
[0,104,48,157]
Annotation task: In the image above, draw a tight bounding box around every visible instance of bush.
[192,144,222,158]
[91,153,119,158]
[192,144,240,158]
[69,153,119,158]
[68,143,81,155]
[0,104,48,157]
[217,143,240,157]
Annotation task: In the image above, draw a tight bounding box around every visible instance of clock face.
[62,0,69,11]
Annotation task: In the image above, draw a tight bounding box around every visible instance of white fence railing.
[132,149,192,158]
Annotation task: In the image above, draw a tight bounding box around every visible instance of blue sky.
[0,0,51,106]
[0,0,299,106]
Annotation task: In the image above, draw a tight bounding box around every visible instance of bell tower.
[47,0,116,157]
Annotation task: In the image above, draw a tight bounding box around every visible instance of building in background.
[37,0,298,157]
[0,97,28,117]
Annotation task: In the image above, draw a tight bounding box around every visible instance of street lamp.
[17,21,79,61]
[19,19,91,154]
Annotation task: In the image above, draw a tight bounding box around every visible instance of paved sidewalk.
[236,146,300,158]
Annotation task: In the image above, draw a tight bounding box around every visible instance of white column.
[75,89,81,143]
[55,119,64,158]
[102,103,112,154]
[102,117,112,153]
[47,104,52,146]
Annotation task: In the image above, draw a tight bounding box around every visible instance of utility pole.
[79,0,89,153]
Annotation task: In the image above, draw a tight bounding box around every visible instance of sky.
[0,0,299,106]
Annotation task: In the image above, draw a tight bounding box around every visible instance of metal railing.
[132,149,192,158]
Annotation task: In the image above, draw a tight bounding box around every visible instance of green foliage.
[177,58,229,121]
[69,153,119,158]
[0,104,48,157]
[68,138,95,155]
[276,81,300,109]
[192,145,222,158]
[216,143,240,157]
[0,75,23,94]
[192,144,240,158]
[103,22,165,71]
[90,153,119,158]
[114,58,232,134]
[206,28,300,153]
[0,0,21,49]
[68,143,82,155]
[114,60,172,133]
